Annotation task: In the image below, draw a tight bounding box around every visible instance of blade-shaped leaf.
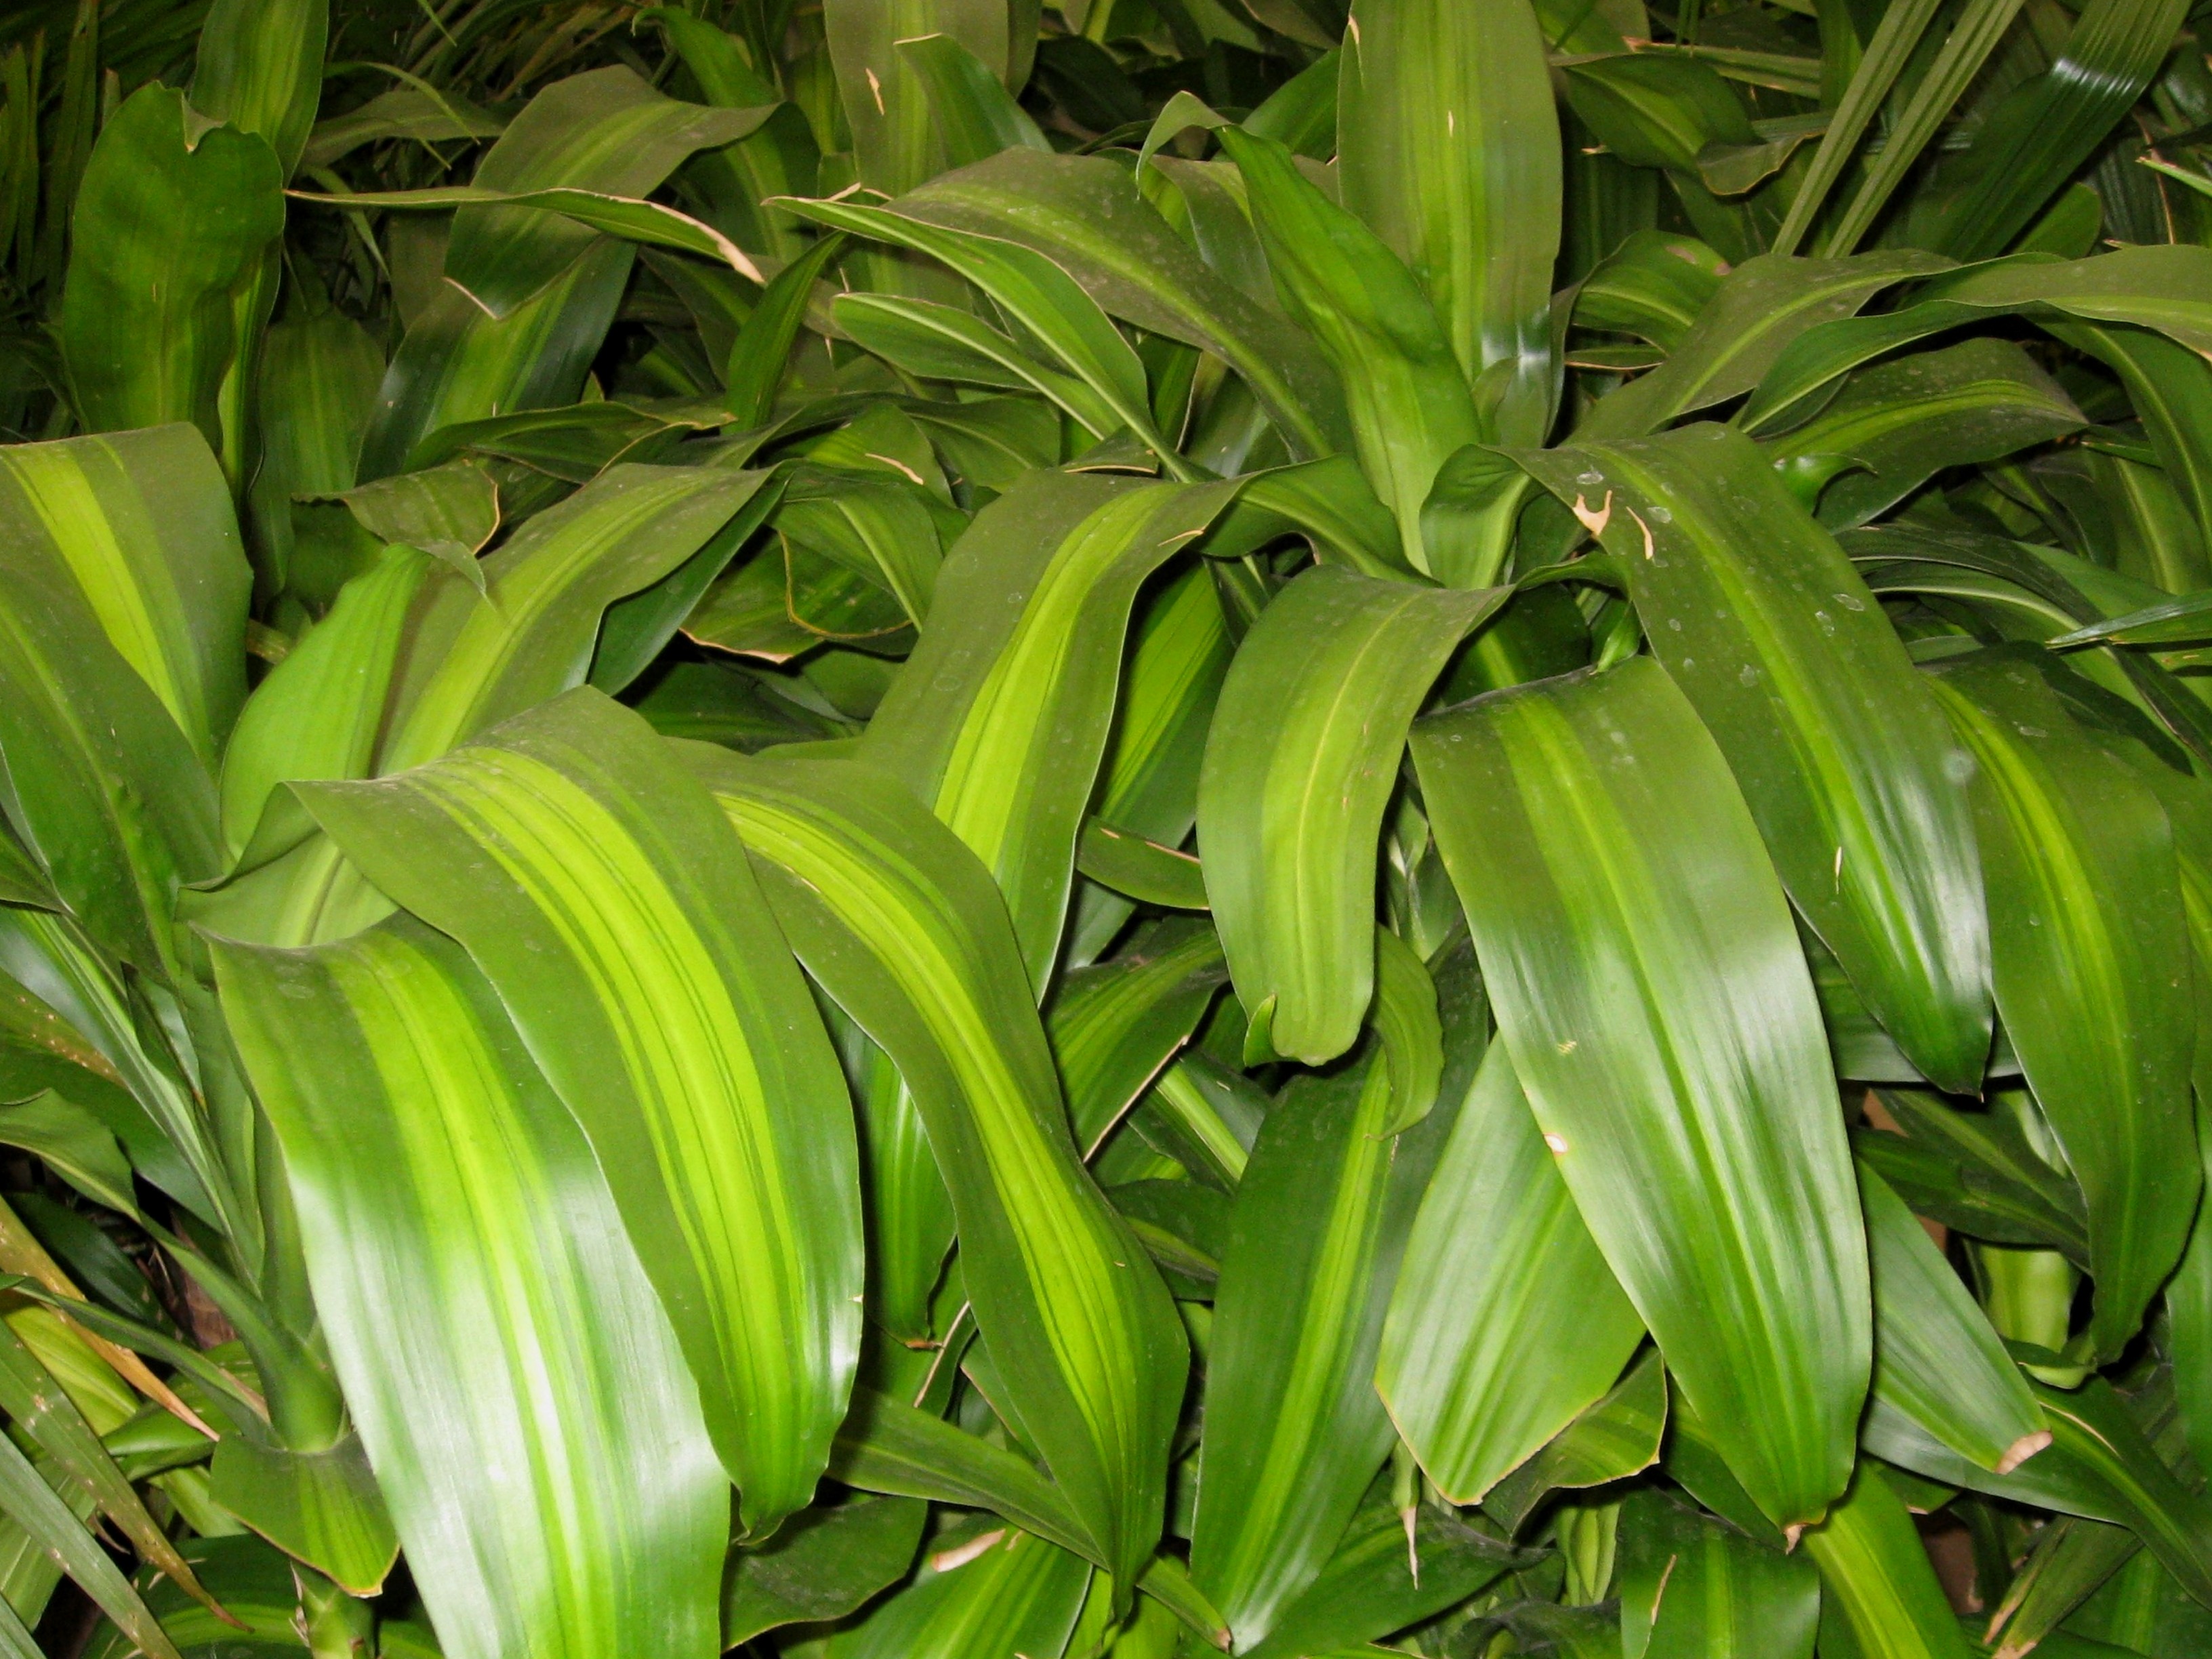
[685,748,1187,1597]
[1412,657,1869,1531]
[1927,650,2197,1357]
[1337,0,1559,445]
[1616,1488,1820,1659]
[1376,1042,1644,1507]
[863,470,1239,987]
[1803,1464,1975,1659]
[211,916,726,1659]
[1218,126,1481,572]
[1199,565,1506,1066]
[1517,424,1992,1093]
[1483,1349,1666,1534]
[1048,919,1225,1155]
[298,689,861,1534]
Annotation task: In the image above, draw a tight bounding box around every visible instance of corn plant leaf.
[1218,126,1481,572]
[1742,246,2212,434]
[893,148,1350,460]
[781,198,1171,462]
[1927,650,2197,1358]
[0,559,220,982]
[1239,1496,1523,1659]
[1377,1041,1645,1507]
[211,916,726,1659]
[1803,1464,1974,1658]
[1074,821,1207,911]
[0,1412,182,1659]
[205,1435,398,1595]
[1337,0,1559,446]
[863,470,1240,988]
[58,85,285,451]
[1047,918,1225,1155]
[831,1526,1090,1659]
[1191,1049,1454,1650]
[1200,565,1506,1066]
[298,689,861,1535]
[1580,249,1951,440]
[1519,425,1992,1093]
[897,33,1049,167]
[438,67,766,318]
[1859,1164,2049,1476]
[299,87,505,173]
[723,1494,927,1647]
[1483,1348,1666,1534]
[1412,657,1870,1532]
[821,0,1022,194]
[686,748,1187,1597]
[0,424,250,764]
[1764,338,2083,529]
[356,238,633,482]
[1616,1488,1821,1659]
[188,0,327,178]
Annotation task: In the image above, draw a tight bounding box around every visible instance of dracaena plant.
[3,0,2212,1653]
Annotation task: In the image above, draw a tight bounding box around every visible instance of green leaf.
[1377,1041,1644,1506]
[1047,919,1225,1155]
[1765,339,2083,529]
[1199,565,1506,1067]
[0,1414,182,1659]
[821,0,1024,193]
[298,689,861,1534]
[379,462,777,771]
[188,0,327,178]
[1572,231,1727,354]
[1581,249,1950,441]
[1240,1496,1521,1659]
[1337,0,1559,445]
[1803,1464,1975,1659]
[1482,1349,1666,1534]
[205,1435,398,1595]
[1075,821,1208,911]
[437,67,767,319]
[783,197,1179,469]
[1519,426,1993,1092]
[300,86,504,173]
[726,233,846,427]
[1742,247,2212,436]
[688,750,1187,1597]
[1616,1488,1821,1659]
[1218,125,1481,571]
[897,33,1049,168]
[832,1525,1091,1659]
[1371,927,1441,1135]
[220,544,430,866]
[895,150,1350,460]
[724,1495,926,1647]
[1927,651,2197,1357]
[1192,1049,1452,1649]
[0,423,250,763]
[211,916,726,1659]
[356,238,633,483]
[1856,1090,2088,1263]
[1412,657,1868,1532]
[0,1092,138,1218]
[863,470,1240,987]
[59,85,285,453]
[1860,1164,2050,1476]
[250,310,385,597]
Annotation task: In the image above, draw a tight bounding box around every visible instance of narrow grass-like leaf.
[1803,1464,1975,1659]
[1412,658,1869,1530]
[300,689,861,1534]
[1048,920,1225,1155]
[212,916,726,1659]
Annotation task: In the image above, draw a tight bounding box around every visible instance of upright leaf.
[189,0,327,178]
[299,690,861,1535]
[1337,0,1559,445]
[1412,658,1869,1532]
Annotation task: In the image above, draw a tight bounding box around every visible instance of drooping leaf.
[1376,1042,1644,1507]
[1803,1463,1975,1659]
[298,689,861,1535]
[1482,1349,1666,1534]
[687,749,1187,1598]
[1200,565,1506,1067]
[1517,424,1992,1092]
[213,916,727,1659]
[1412,657,1869,1532]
